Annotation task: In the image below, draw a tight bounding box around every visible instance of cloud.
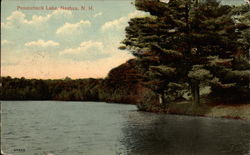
[25,40,60,47]
[93,12,103,18]
[2,10,72,28]
[59,41,113,61]
[2,11,26,28]
[1,40,12,46]
[101,10,149,31]
[59,41,103,55]
[56,20,91,35]
[29,9,72,24]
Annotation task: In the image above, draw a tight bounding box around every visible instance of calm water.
[1,101,250,155]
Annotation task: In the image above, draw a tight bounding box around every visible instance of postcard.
[1,0,250,155]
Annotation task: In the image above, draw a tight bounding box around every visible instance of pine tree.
[121,0,193,105]
[120,0,250,105]
[207,3,250,102]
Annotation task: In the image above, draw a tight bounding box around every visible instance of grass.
[139,98,250,120]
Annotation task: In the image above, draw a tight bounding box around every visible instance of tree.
[206,3,250,102]
[120,0,249,105]
[120,0,193,105]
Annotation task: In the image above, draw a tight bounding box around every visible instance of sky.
[1,0,246,79]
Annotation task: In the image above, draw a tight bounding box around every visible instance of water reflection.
[2,101,250,155]
[121,112,250,155]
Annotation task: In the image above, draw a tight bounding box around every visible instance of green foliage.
[148,65,176,78]
[188,65,212,81]
[0,77,49,100]
[0,59,156,104]
[120,0,250,104]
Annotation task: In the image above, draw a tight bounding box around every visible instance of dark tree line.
[0,60,156,104]
[0,76,101,101]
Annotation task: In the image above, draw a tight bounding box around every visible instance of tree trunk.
[194,82,200,105]
[191,80,200,105]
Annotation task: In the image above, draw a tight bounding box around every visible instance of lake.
[1,101,250,155]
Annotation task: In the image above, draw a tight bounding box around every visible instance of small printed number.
[14,149,25,152]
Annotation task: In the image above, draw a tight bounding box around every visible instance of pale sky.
[1,0,245,79]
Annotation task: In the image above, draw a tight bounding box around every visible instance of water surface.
[1,101,250,155]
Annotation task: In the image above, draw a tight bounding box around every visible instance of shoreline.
[138,100,250,121]
[205,104,250,121]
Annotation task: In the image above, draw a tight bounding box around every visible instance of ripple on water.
[1,101,250,155]
[4,131,14,135]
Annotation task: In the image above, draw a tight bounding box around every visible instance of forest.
[1,0,250,113]
[0,59,154,104]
